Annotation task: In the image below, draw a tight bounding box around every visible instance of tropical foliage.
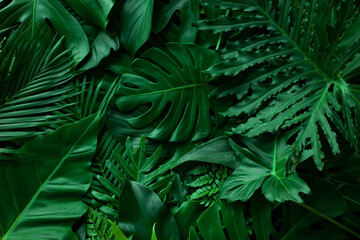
[1,0,360,239]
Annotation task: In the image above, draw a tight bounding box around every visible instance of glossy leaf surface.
[64,0,115,30]
[117,180,180,240]
[116,44,222,142]
[221,135,311,203]
[200,0,360,169]
[0,114,99,239]
[120,0,154,56]
[0,0,90,61]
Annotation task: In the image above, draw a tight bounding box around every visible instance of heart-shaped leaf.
[221,134,311,203]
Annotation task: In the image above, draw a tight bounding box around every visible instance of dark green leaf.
[64,0,115,30]
[115,43,223,142]
[120,0,154,56]
[174,201,204,239]
[197,202,227,240]
[117,180,180,240]
[0,0,90,62]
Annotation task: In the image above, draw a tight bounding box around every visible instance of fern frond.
[187,164,232,206]
[84,129,123,217]
[86,208,115,240]
[86,208,114,240]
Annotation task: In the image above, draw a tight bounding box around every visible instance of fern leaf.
[86,208,114,240]
[187,164,231,205]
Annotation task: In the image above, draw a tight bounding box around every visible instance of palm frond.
[0,25,78,144]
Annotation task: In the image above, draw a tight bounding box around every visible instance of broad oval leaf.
[115,43,223,142]
[171,137,241,169]
[197,202,227,240]
[195,200,249,240]
[64,0,115,30]
[120,0,154,56]
[0,114,99,239]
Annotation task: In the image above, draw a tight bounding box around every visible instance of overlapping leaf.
[0,0,90,61]
[0,26,77,143]
[117,180,180,240]
[0,114,99,239]
[64,0,115,30]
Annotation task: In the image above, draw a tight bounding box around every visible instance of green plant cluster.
[1,0,360,239]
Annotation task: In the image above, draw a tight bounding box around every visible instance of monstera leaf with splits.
[115,43,223,142]
[197,0,360,169]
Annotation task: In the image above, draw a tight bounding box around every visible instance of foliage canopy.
[0,0,360,239]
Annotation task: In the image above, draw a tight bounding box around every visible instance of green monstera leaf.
[198,0,360,170]
[220,134,311,203]
[0,114,99,239]
[115,43,223,142]
[0,0,90,62]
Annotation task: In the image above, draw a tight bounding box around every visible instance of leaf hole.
[145,57,173,77]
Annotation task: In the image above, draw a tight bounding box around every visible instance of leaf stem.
[297,202,360,239]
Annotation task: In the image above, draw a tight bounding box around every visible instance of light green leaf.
[110,220,129,240]
[0,114,99,239]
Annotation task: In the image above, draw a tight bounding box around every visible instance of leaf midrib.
[124,82,210,97]
[2,116,96,239]
[251,0,332,82]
